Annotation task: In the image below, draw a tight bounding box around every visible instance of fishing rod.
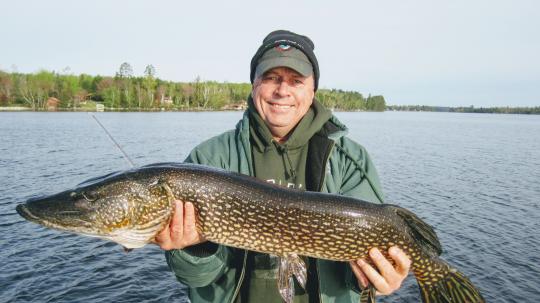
[88,113,135,168]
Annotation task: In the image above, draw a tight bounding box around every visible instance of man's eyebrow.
[262,70,304,78]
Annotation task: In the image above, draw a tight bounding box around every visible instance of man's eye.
[264,76,278,81]
[293,79,304,85]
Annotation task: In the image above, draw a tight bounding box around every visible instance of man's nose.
[275,80,291,97]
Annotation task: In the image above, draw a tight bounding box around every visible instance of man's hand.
[154,200,205,250]
[349,247,411,295]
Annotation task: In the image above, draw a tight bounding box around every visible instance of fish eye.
[81,191,98,202]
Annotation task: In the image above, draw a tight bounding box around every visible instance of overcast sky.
[1,0,538,107]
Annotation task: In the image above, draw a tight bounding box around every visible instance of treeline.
[387,105,540,115]
[0,63,385,111]
[317,90,386,111]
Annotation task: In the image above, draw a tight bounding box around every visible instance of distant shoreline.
[386,105,540,115]
[4,70,537,114]
[1,106,539,115]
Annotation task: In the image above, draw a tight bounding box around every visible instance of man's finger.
[356,250,391,293]
[389,246,411,276]
[369,247,396,281]
[170,200,184,243]
[153,223,169,243]
[350,261,370,289]
[183,202,198,237]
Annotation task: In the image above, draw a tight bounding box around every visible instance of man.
[155,30,411,302]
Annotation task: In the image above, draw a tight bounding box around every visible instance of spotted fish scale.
[168,166,418,261]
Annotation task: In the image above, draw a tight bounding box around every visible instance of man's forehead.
[263,67,306,77]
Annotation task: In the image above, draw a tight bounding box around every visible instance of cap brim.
[255,57,313,79]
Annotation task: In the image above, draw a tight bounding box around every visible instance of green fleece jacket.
[165,109,385,303]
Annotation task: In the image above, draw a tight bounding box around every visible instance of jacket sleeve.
[334,137,385,203]
[164,140,235,287]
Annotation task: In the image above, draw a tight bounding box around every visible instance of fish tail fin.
[415,261,485,303]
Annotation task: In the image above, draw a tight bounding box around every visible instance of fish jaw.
[16,194,99,235]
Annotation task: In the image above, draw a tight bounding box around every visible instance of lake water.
[1,111,539,302]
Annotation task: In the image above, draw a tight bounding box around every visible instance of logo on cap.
[275,44,291,52]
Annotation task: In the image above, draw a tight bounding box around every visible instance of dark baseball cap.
[250,30,320,90]
[254,44,313,79]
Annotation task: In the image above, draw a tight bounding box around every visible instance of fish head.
[16,170,175,248]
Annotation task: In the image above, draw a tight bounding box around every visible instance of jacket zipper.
[230,124,254,303]
[315,140,335,303]
[230,250,248,303]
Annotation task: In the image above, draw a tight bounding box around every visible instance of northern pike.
[16,163,484,303]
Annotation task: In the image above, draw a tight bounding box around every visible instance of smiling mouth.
[269,103,293,109]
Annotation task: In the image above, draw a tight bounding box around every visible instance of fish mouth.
[16,204,41,223]
[16,203,94,234]
[16,203,61,228]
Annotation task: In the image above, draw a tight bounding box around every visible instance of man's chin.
[265,119,299,138]
[266,118,294,129]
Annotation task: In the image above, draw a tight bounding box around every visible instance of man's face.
[252,67,315,140]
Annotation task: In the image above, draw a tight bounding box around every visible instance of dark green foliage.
[0,68,386,111]
[315,89,386,111]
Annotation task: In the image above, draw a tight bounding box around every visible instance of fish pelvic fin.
[416,261,485,303]
[392,206,442,255]
[359,285,376,303]
[277,254,307,303]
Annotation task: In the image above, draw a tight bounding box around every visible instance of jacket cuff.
[183,241,219,257]
[165,244,231,287]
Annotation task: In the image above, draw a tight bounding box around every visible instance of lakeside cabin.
[46,97,60,111]
[221,101,247,111]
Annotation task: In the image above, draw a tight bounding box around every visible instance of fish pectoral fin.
[278,257,295,303]
[277,254,307,303]
[149,178,175,200]
[359,285,376,303]
[288,254,307,290]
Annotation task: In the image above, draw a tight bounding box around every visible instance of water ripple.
[2,112,539,302]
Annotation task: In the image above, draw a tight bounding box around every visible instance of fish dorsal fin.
[277,254,307,303]
[393,206,442,255]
